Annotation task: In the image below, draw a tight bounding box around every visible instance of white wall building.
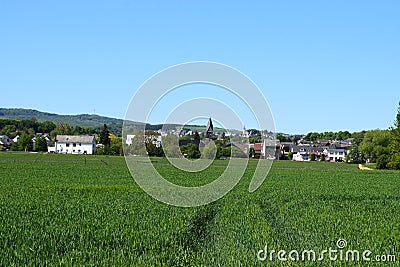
[324,148,347,162]
[261,139,280,159]
[54,135,96,154]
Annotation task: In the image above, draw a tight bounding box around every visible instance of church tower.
[206,117,214,139]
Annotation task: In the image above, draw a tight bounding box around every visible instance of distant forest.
[0,108,123,136]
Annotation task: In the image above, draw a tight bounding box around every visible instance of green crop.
[0,153,399,266]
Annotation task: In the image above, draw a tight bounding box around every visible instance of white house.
[261,139,280,159]
[293,153,310,161]
[324,148,347,162]
[54,135,96,154]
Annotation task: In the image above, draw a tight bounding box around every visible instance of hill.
[0,108,126,135]
[0,108,231,135]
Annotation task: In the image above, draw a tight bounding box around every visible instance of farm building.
[52,135,96,154]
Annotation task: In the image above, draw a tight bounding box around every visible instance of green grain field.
[0,153,399,266]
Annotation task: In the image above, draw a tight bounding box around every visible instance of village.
[0,117,352,162]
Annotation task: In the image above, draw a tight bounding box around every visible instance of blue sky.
[1,1,399,133]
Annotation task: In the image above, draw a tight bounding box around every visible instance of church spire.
[206,117,214,139]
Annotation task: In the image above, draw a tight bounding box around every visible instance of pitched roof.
[254,143,262,151]
[56,135,95,143]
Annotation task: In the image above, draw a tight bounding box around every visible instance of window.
[339,152,343,155]
[73,143,76,147]
[66,143,70,147]
[79,143,81,146]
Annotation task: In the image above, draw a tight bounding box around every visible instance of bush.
[180,144,200,159]
[320,154,326,161]
[310,154,316,161]
[376,154,388,169]
[387,153,400,170]
[220,147,231,158]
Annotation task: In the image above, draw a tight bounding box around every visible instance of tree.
[310,153,316,161]
[249,137,261,144]
[1,124,16,136]
[17,133,33,152]
[201,142,217,159]
[388,102,400,170]
[377,154,389,170]
[220,147,231,158]
[145,142,164,157]
[34,136,48,152]
[109,134,123,156]
[194,131,200,140]
[351,131,366,145]
[180,143,200,159]
[128,132,147,156]
[277,134,289,143]
[51,122,72,138]
[346,144,365,164]
[358,130,390,166]
[304,132,321,142]
[37,121,56,133]
[162,135,181,158]
[99,124,111,146]
[249,147,255,158]
[320,154,326,161]
[231,146,247,158]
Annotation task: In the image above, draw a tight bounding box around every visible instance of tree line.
[346,102,400,169]
[125,131,247,159]
[0,119,122,155]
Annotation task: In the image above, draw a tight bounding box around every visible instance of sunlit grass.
[0,153,399,266]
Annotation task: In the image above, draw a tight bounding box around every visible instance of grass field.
[0,153,399,266]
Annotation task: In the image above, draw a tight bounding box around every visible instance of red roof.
[254,143,262,151]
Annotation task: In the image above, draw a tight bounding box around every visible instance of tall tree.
[346,144,365,164]
[194,131,200,140]
[388,102,400,169]
[162,135,181,158]
[358,129,390,168]
[180,143,200,159]
[51,122,72,138]
[17,133,33,152]
[99,124,111,146]
[201,142,217,159]
[34,136,48,152]
[37,121,56,133]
